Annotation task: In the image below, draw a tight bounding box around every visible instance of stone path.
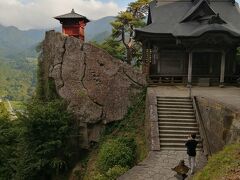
[119,150,207,180]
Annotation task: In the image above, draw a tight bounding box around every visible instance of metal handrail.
[192,96,212,158]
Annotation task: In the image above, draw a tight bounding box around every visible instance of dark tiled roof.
[136,0,240,37]
[180,0,216,22]
[55,9,90,22]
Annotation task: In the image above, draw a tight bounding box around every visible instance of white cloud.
[0,0,122,30]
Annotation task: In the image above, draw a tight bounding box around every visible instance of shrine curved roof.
[54,9,90,22]
[135,0,240,38]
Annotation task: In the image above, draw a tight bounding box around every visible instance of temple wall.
[150,49,188,75]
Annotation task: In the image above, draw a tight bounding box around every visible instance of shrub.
[106,165,128,180]
[93,172,108,180]
[97,137,136,173]
[93,166,127,180]
[0,116,18,179]
[16,99,79,179]
[0,102,9,118]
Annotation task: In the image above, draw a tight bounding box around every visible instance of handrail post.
[188,85,192,98]
[192,96,212,157]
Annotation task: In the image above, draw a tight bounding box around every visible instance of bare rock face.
[41,30,146,148]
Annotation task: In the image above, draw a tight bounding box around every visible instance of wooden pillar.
[146,42,152,75]
[142,42,148,74]
[187,51,193,86]
[220,51,226,87]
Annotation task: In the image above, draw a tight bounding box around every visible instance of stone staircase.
[157,96,202,151]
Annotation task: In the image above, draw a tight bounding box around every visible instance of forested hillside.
[0,25,42,101]
[0,56,37,101]
[0,25,44,58]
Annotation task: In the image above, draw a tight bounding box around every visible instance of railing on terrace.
[148,74,239,85]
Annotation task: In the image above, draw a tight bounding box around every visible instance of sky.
[0,0,133,30]
[0,0,240,30]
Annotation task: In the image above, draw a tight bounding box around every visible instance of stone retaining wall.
[145,88,160,151]
[197,96,240,153]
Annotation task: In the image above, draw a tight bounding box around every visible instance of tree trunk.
[126,47,133,64]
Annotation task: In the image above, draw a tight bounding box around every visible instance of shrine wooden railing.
[148,75,187,84]
[192,96,212,158]
[148,74,239,85]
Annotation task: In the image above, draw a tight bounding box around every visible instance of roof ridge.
[54,9,90,22]
[180,0,216,23]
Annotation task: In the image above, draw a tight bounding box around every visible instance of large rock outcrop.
[41,31,146,147]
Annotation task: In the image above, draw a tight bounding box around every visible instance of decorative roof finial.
[71,9,75,13]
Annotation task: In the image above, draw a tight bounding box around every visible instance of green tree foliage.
[97,137,136,173]
[0,100,79,179]
[92,38,125,60]
[0,107,18,180]
[15,100,79,179]
[111,0,150,64]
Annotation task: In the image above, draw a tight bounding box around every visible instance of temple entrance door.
[192,52,221,85]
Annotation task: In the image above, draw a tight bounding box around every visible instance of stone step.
[160,142,203,148]
[157,104,193,109]
[159,118,196,123]
[157,108,194,112]
[160,147,202,151]
[157,96,203,151]
[160,138,202,144]
[158,115,195,119]
[158,111,195,115]
[157,102,193,106]
[157,99,192,103]
[159,129,200,135]
[159,125,199,131]
[157,97,191,100]
[159,121,198,127]
[160,134,201,139]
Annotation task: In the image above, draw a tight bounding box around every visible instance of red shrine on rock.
[54,9,90,41]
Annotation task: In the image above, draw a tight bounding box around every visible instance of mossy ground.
[194,143,240,180]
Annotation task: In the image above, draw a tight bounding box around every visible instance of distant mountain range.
[0,16,115,101]
[0,16,115,59]
[0,25,44,58]
[85,16,114,42]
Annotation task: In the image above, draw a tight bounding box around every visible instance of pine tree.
[111,0,150,64]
